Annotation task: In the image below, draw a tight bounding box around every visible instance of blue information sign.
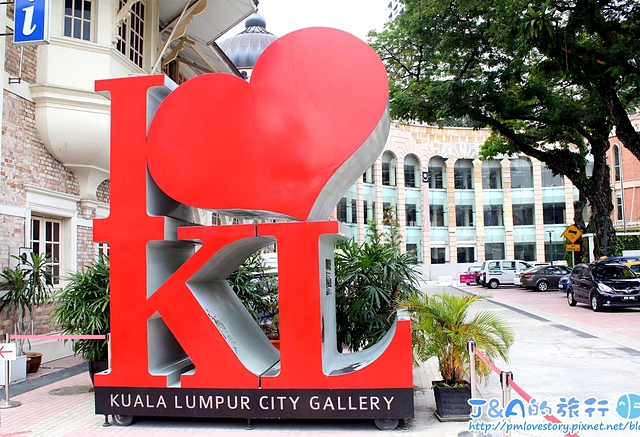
[14,0,50,46]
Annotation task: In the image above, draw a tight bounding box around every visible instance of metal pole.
[547,231,553,265]
[468,340,477,399]
[107,333,111,369]
[0,334,21,408]
[500,371,513,437]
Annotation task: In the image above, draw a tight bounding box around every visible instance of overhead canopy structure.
[154,0,258,75]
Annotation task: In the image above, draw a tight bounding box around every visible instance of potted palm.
[401,292,514,421]
[0,252,54,375]
[50,254,110,383]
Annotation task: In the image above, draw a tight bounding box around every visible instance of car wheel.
[536,281,549,292]
[488,279,499,289]
[590,294,602,312]
[567,290,577,306]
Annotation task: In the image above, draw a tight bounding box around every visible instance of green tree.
[335,213,422,351]
[370,0,640,258]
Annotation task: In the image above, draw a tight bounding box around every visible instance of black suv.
[567,263,640,311]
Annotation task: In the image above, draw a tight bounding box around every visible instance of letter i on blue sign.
[14,0,51,46]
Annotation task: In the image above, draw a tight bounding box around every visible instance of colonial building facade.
[338,122,578,266]
[0,0,258,336]
[609,114,640,230]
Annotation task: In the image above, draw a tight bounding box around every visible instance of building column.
[446,160,456,263]
[502,159,514,259]
[472,159,485,262]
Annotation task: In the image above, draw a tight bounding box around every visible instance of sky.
[222,0,391,41]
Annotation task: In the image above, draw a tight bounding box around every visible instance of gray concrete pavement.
[2,281,640,436]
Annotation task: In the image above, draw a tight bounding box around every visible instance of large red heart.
[147,28,389,221]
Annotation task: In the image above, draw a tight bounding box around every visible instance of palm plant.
[50,254,110,362]
[228,252,279,338]
[335,214,422,352]
[0,252,54,354]
[401,292,514,386]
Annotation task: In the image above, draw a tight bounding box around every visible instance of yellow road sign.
[566,244,581,251]
[563,225,583,243]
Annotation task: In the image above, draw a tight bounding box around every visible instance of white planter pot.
[0,354,28,387]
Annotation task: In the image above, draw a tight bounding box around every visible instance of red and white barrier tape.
[472,345,579,437]
[9,334,107,340]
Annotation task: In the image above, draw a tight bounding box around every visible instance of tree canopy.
[369,0,640,257]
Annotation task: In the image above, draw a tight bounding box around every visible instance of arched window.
[510,157,534,189]
[428,156,446,189]
[404,154,420,188]
[382,151,397,186]
[454,159,474,190]
[482,160,502,189]
[614,144,621,182]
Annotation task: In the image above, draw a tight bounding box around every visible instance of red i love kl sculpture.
[93,28,413,429]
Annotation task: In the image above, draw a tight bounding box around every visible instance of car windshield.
[592,265,636,280]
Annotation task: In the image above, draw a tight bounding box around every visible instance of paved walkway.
[1,282,640,436]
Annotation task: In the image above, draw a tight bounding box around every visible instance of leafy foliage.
[50,255,110,362]
[335,214,422,351]
[369,0,640,257]
[227,253,279,338]
[615,230,640,256]
[0,252,54,322]
[401,292,514,386]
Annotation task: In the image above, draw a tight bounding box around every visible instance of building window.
[454,159,474,190]
[541,164,564,187]
[382,162,390,185]
[406,243,418,261]
[212,212,222,225]
[404,165,416,187]
[364,199,375,224]
[97,242,110,258]
[613,145,621,182]
[431,247,446,264]
[483,205,504,226]
[543,203,566,224]
[430,204,445,227]
[617,195,623,221]
[406,204,417,226]
[350,199,357,224]
[116,0,146,68]
[545,242,565,263]
[31,218,61,285]
[510,158,534,188]
[514,243,536,261]
[485,243,505,260]
[383,203,396,222]
[457,247,475,263]
[337,198,347,222]
[404,154,420,188]
[362,166,374,184]
[381,152,396,186]
[512,204,534,225]
[482,160,502,189]
[64,0,92,41]
[429,157,445,189]
[456,205,474,226]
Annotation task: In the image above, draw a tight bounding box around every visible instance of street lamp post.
[547,231,553,265]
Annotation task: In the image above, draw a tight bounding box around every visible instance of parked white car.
[479,260,534,289]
